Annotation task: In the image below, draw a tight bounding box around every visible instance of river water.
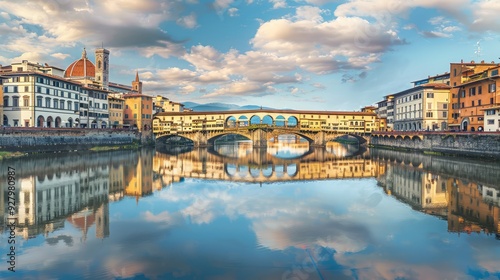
[1,140,499,279]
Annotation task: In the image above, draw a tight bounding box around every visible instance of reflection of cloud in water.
[150,180,378,254]
[253,215,370,253]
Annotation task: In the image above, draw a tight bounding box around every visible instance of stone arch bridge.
[153,109,377,147]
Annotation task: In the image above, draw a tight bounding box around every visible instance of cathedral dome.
[64,48,95,78]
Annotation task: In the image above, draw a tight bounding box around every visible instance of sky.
[1,0,500,110]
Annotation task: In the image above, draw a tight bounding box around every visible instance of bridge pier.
[251,128,268,148]
[191,131,210,148]
[310,131,326,147]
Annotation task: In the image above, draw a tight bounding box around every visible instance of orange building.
[122,73,153,130]
[448,60,500,131]
[447,179,500,235]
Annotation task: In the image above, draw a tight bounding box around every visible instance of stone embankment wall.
[370,132,500,159]
[0,128,154,152]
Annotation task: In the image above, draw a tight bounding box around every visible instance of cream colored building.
[394,83,450,131]
[153,95,185,114]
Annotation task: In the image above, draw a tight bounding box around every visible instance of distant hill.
[183,102,276,111]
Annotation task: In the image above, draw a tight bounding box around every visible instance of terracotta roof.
[64,48,95,78]
[156,109,376,116]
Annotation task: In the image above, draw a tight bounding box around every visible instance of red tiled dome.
[64,48,95,78]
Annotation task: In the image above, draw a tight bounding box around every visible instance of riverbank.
[0,127,155,157]
[370,131,500,159]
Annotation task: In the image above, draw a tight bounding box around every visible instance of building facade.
[393,83,450,131]
[2,71,82,127]
[123,93,153,130]
[483,106,500,132]
[108,94,125,128]
[448,61,499,131]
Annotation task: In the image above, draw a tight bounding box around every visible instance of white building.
[483,106,500,132]
[2,71,82,127]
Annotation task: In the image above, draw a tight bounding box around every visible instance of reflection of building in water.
[10,165,110,240]
[374,150,500,237]
[0,150,157,240]
[109,163,125,202]
[370,164,448,216]
[67,202,110,241]
[448,179,500,235]
[124,149,154,201]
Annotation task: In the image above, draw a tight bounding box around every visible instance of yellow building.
[153,109,383,135]
[153,95,185,113]
[124,149,153,201]
[108,93,124,128]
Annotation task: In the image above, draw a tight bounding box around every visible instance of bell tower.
[95,47,110,90]
[132,71,142,94]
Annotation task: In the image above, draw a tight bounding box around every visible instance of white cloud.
[176,13,198,29]
[228,7,239,17]
[51,53,71,60]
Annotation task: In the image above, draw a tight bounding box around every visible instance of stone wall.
[0,128,153,152]
[370,132,500,159]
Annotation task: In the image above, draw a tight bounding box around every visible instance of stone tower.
[95,48,110,90]
[132,71,142,94]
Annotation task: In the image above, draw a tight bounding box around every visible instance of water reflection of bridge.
[154,144,381,184]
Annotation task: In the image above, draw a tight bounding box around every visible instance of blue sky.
[1,0,500,110]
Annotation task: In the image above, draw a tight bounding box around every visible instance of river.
[1,140,499,279]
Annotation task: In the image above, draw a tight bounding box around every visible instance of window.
[469,87,476,96]
[478,86,482,94]
[12,97,19,107]
[60,100,64,109]
[487,120,495,125]
[478,100,481,106]
[37,97,42,107]
[3,96,8,107]
[23,96,29,107]
[426,112,433,117]
[125,114,128,119]
[443,104,448,109]
[45,98,51,108]
[74,102,79,111]
[442,112,447,118]
[68,101,72,110]
[489,83,496,93]
[491,98,494,104]
[472,101,475,107]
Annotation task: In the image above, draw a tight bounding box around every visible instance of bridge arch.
[250,115,261,125]
[155,133,196,144]
[327,134,369,145]
[237,116,248,126]
[207,132,251,145]
[275,115,286,127]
